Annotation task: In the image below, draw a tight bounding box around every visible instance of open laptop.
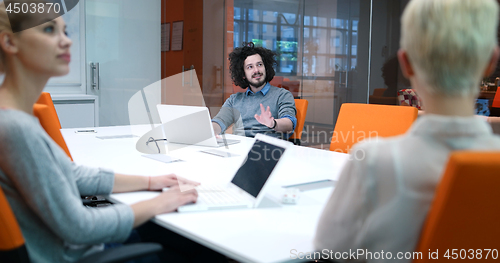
[156,105,240,147]
[177,133,292,212]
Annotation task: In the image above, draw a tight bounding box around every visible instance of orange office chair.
[33,96,110,206]
[34,93,110,206]
[36,92,62,129]
[289,99,308,145]
[414,151,500,263]
[330,103,418,153]
[33,103,73,161]
[0,185,163,263]
[492,89,500,108]
[0,186,28,262]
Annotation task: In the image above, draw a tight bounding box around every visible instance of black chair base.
[289,138,301,145]
[0,245,30,263]
[78,243,163,263]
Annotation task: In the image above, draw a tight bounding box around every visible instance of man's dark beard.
[249,78,266,89]
[248,73,266,89]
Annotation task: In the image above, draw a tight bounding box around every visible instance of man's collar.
[246,82,270,96]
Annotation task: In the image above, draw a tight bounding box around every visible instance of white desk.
[62,125,349,262]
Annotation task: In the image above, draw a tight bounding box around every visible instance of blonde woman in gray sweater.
[0,2,225,262]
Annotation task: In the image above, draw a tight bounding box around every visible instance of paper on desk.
[142,154,182,164]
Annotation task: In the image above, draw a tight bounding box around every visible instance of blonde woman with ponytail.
[0,1,228,262]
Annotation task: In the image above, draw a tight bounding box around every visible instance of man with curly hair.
[211,43,297,138]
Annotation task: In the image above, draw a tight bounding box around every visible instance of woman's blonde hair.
[401,0,499,96]
[0,0,56,73]
[0,2,13,73]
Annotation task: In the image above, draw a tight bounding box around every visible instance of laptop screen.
[231,139,285,197]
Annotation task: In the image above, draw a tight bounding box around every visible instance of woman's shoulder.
[349,134,411,165]
[0,109,40,137]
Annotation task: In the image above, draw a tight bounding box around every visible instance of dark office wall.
[358,0,410,105]
[349,0,371,104]
[350,0,407,104]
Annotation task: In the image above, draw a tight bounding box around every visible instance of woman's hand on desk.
[112,173,199,194]
[114,173,200,227]
[149,174,200,190]
[131,185,198,227]
[155,185,198,213]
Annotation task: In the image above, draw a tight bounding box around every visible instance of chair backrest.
[0,186,29,262]
[33,104,73,160]
[330,103,417,153]
[289,99,308,140]
[414,151,500,263]
[492,90,500,108]
[36,92,61,129]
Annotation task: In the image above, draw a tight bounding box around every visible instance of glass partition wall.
[168,0,412,148]
[232,0,367,148]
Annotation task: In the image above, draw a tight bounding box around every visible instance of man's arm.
[212,95,237,134]
[212,122,222,135]
[276,90,297,133]
[274,117,294,132]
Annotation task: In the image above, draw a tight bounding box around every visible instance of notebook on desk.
[176,134,292,212]
[156,104,240,147]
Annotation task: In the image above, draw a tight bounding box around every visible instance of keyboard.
[196,185,247,205]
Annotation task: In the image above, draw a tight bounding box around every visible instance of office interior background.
[45,0,500,148]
